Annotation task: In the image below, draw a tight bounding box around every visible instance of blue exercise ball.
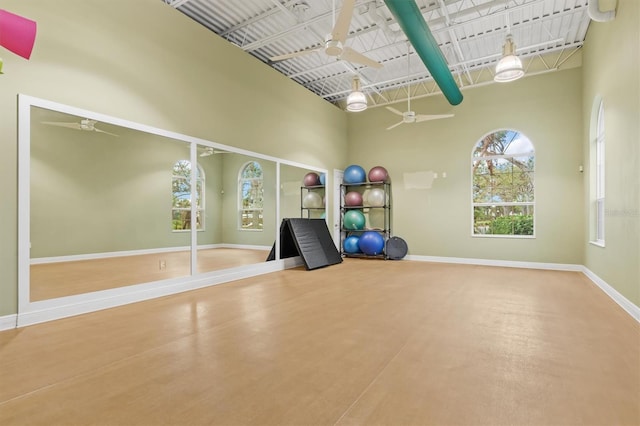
[343,165,366,184]
[319,173,326,186]
[343,210,366,230]
[343,235,361,253]
[358,231,385,255]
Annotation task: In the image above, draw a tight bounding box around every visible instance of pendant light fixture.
[494,33,524,83]
[346,76,367,112]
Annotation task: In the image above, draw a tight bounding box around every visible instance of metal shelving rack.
[340,181,391,259]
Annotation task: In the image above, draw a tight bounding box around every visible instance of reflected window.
[593,99,605,244]
[238,161,264,230]
[172,160,204,231]
[472,130,535,236]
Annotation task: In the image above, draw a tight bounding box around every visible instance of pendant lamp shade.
[346,76,367,112]
[494,34,524,83]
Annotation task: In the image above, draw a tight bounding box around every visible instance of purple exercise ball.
[358,231,385,255]
[344,191,363,206]
[303,172,321,187]
[368,166,389,183]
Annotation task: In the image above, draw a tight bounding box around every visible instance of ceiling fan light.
[494,35,524,83]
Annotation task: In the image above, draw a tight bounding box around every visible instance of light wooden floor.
[30,248,269,301]
[2,260,639,425]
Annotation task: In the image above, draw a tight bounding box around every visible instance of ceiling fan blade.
[385,106,404,117]
[414,114,455,122]
[42,121,82,130]
[93,127,119,137]
[386,121,404,130]
[340,46,382,69]
[331,0,356,44]
[270,47,322,62]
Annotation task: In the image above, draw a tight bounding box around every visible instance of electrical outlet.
[159,260,166,271]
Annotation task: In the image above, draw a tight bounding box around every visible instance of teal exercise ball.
[343,210,366,230]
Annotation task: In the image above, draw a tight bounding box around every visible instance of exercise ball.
[319,173,326,186]
[368,166,389,183]
[367,209,385,229]
[343,165,366,184]
[358,231,385,255]
[343,210,366,230]
[302,191,323,208]
[367,188,386,207]
[343,235,361,254]
[303,172,321,187]
[344,191,363,206]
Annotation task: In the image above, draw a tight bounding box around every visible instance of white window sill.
[589,240,605,248]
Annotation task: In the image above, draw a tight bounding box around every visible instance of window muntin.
[595,100,605,244]
[172,160,204,231]
[238,161,264,230]
[472,130,535,236]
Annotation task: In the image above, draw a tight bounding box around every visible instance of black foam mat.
[266,218,342,270]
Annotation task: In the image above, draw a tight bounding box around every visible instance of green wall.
[347,68,584,264]
[581,0,640,306]
[1,0,638,317]
[0,0,347,316]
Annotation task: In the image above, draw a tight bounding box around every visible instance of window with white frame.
[472,130,535,236]
[594,99,605,244]
[172,160,204,231]
[238,161,264,230]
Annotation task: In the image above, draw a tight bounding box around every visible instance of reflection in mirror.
[29,107,193,301]
[20,96,328,325]
[196,148,275,271]
[280,164,326,221]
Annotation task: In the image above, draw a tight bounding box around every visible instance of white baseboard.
[406,255,638,322]
[405,255,583,271]
[17,256,304,328]
[30,244,271,265]
[0,314,18,331]
[582,267,640,322]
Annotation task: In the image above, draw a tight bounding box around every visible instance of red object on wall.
[0,9,37,59]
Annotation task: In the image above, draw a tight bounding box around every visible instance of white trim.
[17,257,303,328]
[0,314,18,331]
[29,244,271,265]
[406,255,638,322]
[582,267,640,322]
[405,255,583,271]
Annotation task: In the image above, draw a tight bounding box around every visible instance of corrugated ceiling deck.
[166,0,592,108]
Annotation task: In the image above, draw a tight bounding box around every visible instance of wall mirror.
[18,95,327,325]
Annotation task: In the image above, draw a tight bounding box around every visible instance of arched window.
[594,99,605,244]
[172,160,204,231]
[472,130,535,236]
[238,161,264,230]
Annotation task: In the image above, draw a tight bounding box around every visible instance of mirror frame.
[18,94,328,326]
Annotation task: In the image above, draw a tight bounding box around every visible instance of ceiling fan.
[386,44,454,130]
[198,147,230,157]
[42,118,119,136]
[270,0,382,69]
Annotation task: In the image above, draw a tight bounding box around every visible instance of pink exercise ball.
[303,172,321,187]
[368,166,389,183]
[344,191,363,206]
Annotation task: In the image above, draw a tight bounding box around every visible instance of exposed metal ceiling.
[163,0,592,109]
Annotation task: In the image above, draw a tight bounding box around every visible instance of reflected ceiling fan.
[270,0,382,69]
[199,147,230,157]
[386,44,454,130]
[42,118,119,136]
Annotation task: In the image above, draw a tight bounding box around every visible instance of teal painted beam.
[384,0,463,106]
